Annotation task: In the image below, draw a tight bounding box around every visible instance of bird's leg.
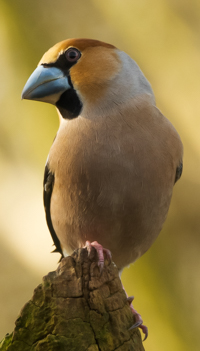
[84,240,112,273]
[123,288,148,341]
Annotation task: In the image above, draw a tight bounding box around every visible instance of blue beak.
[22,65,71,104]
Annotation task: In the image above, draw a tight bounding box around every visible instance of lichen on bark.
[0,248,145,351]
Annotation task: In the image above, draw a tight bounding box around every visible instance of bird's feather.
[43,163,63,258]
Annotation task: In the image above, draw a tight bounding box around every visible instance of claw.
[129,306,148,341]
[127,296,134,305]
[140,325,148,341]
[85,240,92,255]
[84,241,112,273]
[129,321,142,330]
[128,310,148,341]
[123,286,148,341]
[129,318,148,341]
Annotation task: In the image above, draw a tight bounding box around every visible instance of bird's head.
[22,38,154,119]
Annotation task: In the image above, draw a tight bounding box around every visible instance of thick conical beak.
[22,65,71,104]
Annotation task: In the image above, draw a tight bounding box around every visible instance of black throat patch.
[56,86,83,119]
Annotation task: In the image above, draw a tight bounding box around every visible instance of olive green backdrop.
[0,1,200,350]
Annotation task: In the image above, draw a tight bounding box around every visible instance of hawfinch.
[22,38,183,338]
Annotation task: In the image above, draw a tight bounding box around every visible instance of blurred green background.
[0,0,200,350]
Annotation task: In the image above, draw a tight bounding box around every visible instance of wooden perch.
[0,248,145,351]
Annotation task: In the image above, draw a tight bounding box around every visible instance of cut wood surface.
[0,247,145,351]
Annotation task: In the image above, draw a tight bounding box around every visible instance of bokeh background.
[0,1,200,350]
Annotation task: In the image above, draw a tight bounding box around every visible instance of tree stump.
[0,247,145,351]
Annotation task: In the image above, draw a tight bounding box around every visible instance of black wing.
[43,163,63,258]
[175,160,183,184]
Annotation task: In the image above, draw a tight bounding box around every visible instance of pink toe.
[84,240,111,272]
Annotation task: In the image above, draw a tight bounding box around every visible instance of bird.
[22,38,183,339]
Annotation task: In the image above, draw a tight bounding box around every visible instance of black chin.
[56,88,82,119]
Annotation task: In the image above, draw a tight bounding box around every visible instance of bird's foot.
[84,240,112,273]
[126,294,148,341]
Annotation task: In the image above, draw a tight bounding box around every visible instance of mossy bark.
[0,248,145,351]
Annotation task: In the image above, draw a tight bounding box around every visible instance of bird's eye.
[65,48,81,62]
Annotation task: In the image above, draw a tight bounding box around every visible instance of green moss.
[32,334,93,351]
[0,333,13,350]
